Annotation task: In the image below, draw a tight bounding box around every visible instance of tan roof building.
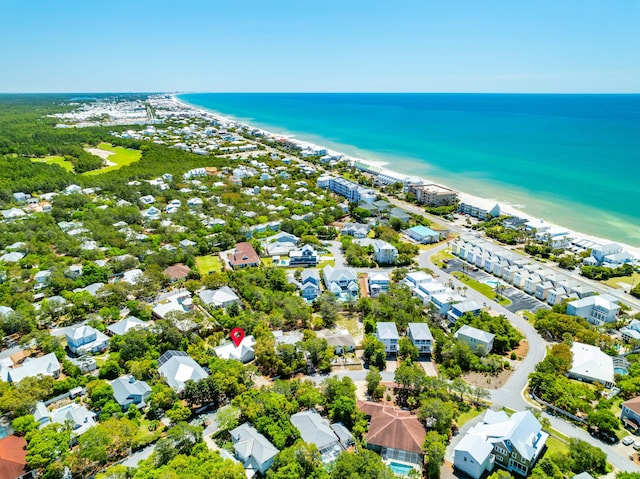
[163,263,191,281]
[357,400,426,465]
[229,242,260,269]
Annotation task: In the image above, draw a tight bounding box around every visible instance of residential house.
[407,322,434,355]
[141,206,161,221]
[376,322,399,355]
[372,240,398,265]
[0,435,29,479]
[341,223,370,239]
[198,286,241,309]
[389,207,412,224]
[152,290,194,319]
[298,270,322,301]
[229,242,261,269]
[111,375,152,410]
[621,320,640,342]
[316,329,356,355]
[289,244,318,267]
[322,265,358,300]
[179,239,197,249]
[357,401,427,467]
[263,232,299,256]
[454,410,547,477]
[122,269,143,285]
[157,350,208,393]
[0,252,25,263]
[454,325,494,355]
[214,335,256,363]
[403,271,433,289]
[230,423,279,476]
[65,325,109,355]
[1,352,60,384]
[430,292,464,316]
[447,300,483,323]
[107,316,151,336]
[406,225,440,244]
[34,270,51,286]
[368,272,390,297]
[46,402,97,436]
[290,410,344,463]
[453,434,495,479]
[621,397,640,432]
[567,342,615,388]
[163,263,190,282]
[566,295,620,326]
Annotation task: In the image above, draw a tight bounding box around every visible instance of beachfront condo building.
[318,176,376,204]
[409,183,459,206]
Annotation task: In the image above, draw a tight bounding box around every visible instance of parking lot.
[445,258,550,314]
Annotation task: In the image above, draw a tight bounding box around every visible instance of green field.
[431,249,455,268]
[604,272,640,290]
[195,255,223,275]
[31,155,74,172]
[452,272,511,306]
[456,407,484,427]
[83,142,142,176]
[545,435,568,455]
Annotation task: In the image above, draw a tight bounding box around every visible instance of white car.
[623,436,635,446]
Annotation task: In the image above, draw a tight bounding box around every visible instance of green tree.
[365,366,382,398]
[398,336,419,362]
[568,438,608,475]
[362,335,386,370]
[422,431,446,479]
[329,449,395,479]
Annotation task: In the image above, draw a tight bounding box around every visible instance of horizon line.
[2,90,640,95]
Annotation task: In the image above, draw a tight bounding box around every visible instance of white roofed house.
[447,300,483,323]
[367,272,390,298]
[263,231,299,257]
[65,325,109,355]
[198,286,241,309]
[322,265,358,301]
[376,322,399,355]
[403,271,433,289]
[111,375,152,410]
[454,325,495,356]
[230,423,279,476]
[4,352,61,383]
[407,322,434,355]
[289,244,318,267]
[566,294,620,326]
[567,342,615,389]
[106,316,151,336]
[214,335,256,363]
[290,410,344,463]
[298,269,321,301]
[454,409,547,478]
[157,350,208,393]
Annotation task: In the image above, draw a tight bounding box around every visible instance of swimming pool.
[485,279,502,288]
[388,461,416,476]
[0,425,8,439]
[615,367,628,376]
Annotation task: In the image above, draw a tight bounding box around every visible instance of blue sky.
[1,0,639,93]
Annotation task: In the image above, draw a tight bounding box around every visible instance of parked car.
[623,436,635,446]
[633,441,640,450]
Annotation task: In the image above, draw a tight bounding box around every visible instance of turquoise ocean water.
[178,93,640,247]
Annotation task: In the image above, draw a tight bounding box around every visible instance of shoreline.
[172,94,640,260]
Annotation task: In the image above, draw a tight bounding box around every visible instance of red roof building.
[357,400,426,465]
[229,242,260,269]
[0,436,28,479]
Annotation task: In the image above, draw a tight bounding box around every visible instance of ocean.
[177,93,640,247]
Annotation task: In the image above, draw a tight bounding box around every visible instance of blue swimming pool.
[388,461,415,476]
[615,367,628,376]
[485,279,501,288]
[0,425,9,439]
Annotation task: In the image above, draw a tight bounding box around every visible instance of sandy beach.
[172,95,640,260]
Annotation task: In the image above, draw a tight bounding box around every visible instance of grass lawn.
[336,315,361,338]
[83,142,142,176]
[31,155,74,172]
[195,255,222,275]
[431,249,455,268]
[457,407,484,427]
[452,272,511,306]
[604,272,640,289]
[545,435,569,455]
[317,259,336,269]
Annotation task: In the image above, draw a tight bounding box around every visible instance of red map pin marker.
[231,327,245,348]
